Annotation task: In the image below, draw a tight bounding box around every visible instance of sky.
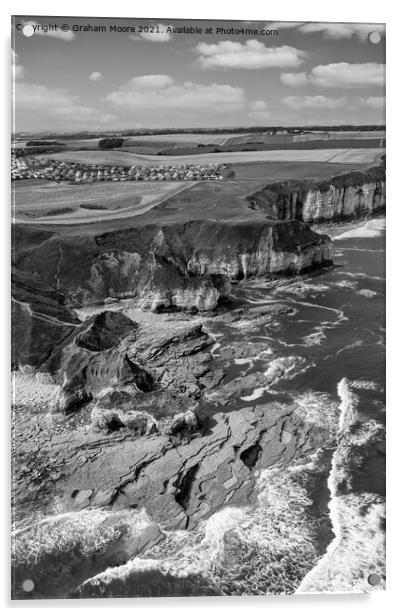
[11,16,386,132]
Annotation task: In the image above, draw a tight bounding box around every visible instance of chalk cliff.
[248,165,385,223]
[12,219,333,317]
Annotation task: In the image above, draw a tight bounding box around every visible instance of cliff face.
[13,219,333,315]
[249,166,385,223]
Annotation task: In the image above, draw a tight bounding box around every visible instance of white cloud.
[22,20,75,41]
[248,100,271,122]
[249,100,267,112]
[106,74,245,116]
[12,49,24,80]
[266,21,385,42]
[283,95,346,110]
[298,22,385,41]
[359,96,385,109]
[310,62,385,88]
[129,24,172,42]
[128,74,174,89]
[248,111,271,122]
[195,40,306,69]
[89,72,103,82]
[280,63,385,89]
[15,83,116,125]
[267,22,303,30]
[280,72,308,87]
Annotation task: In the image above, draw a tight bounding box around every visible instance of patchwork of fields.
[12,157,380,229]
[13,130,385,229]
[37,147,384,168]
[124,130,386,147]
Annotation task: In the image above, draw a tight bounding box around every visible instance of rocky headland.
[248,165,385,223]
[11,161,385,597]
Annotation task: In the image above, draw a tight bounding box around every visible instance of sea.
[12,216,386,599]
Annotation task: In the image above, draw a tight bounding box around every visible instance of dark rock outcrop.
[14,310,219,415]
[12,219,332,316]
[13,402,336,531]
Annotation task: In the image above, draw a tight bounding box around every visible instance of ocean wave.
[263,355,309,385]
[287,299,348,325]
[301,319,340,347]
[332,280,357,289]
[343,272,384,282]
[292,390,340,436]
[240,387,270,402]
[297,492,385,594]
[69,381,385,597]
[332,339,363,358]
[234,348,273,370]
[297,378,385,593]
[274,282,330,299]
[341,247,384,253]
[79,461,332,597]
[357,288,377,297]
[12,507,159,567]
[334,218,385,240]
[349,379,381,391]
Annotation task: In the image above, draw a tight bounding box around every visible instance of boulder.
[75,311,137,352]
[169,410,199,435]
[91,405,157,436]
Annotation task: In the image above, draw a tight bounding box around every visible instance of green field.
[36,148,384,168]
[227,160,374,181]
[123,130,385,147]
[13,180,188,221]
[14,159,382,236]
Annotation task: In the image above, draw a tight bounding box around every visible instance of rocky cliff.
[248,165,385,223]
[12,219,332,317]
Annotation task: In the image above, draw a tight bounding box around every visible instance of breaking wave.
[12,508,160,567]
[334,218,385,240]
[79,462,332,597]
[298,378,385,593]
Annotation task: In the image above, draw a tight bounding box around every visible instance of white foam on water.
[333,279,357,289]
[343,271,384,282]
[292,390,340,436]
[287,299,348,326]
[80,463,330,596]
[302,330,326,347]
[238,354,311,401]
[357,288,377,297]
[79,380,385,596]
[301,319,338,347]
[78,389,344,595]
[334,217,385,240]
[274,282,330,299]
[240,387,268,402]
[210,341,221,358]
[297,378,385,593]
[234,348,273,370]
[348,379,381,391]
[79,506,249,592]
[341,247,384,253]
[337,377,359,430]
[263,355,308,385]
[12,507,155,567]
[332,339,363,359]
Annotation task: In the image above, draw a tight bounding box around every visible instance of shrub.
[98,138,124,150]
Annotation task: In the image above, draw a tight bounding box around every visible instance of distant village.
[11,154,223,183]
